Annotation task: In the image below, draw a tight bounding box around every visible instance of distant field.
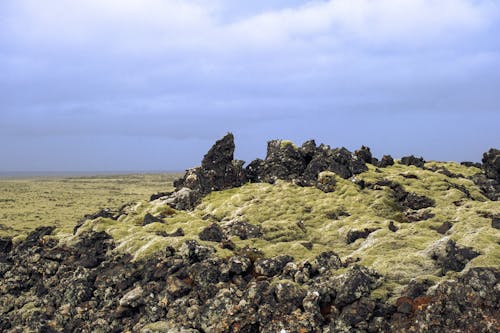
[0,173,180,237]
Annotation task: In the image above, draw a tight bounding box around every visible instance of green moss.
[279,140,298,150]
[0,173,179,237]
[41,161,500,294]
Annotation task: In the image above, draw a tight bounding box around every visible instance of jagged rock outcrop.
[164,135,375,210]
[169,133,247,209]
[161,134,499,211]
[470,148,500,201]
[483,148,500,181]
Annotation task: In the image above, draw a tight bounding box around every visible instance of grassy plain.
[0,173,179,238]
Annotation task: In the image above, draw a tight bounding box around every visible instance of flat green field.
[0,173,179,238]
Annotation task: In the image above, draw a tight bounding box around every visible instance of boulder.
[482,148,500,181]
[223,220,262,240]
[255,255,294,277]
[143,213,163,226]
[355,145,373,164]
[0,237,12,254]
[429,239,480,274]
[377,155,394,168]
[198,223,225,243]
[346,228,379,244]
[400,155,425,168]
[259,140,307,182]
[492,217,500,229]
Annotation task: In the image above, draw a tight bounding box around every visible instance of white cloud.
[2,0,497,52]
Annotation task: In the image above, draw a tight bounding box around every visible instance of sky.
[1,0,499,172]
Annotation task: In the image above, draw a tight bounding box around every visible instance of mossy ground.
[3,164,498,302]
[73,162,499,300]
[0,173,179,238]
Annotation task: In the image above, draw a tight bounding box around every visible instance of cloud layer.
[1,0,499,170]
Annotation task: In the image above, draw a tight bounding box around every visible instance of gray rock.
[119,286,144,308]
[255,255,293,277]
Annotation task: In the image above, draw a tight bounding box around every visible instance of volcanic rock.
[0,237,12,254]
[376,155,395,168]
[482,148,500,181]
[400,155,426,168]
[198,223,225,242]
[143,213,163,226]
[346,228,379,244]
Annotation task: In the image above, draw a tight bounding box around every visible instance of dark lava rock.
[355,145,373,164]
[0,222,498,332]
[471,173,500,201]
[388,221,398,232]
[325,209,350,220]
[171,133,246,209]
[461,161,482,168]
[377,155,395,168]
[428,166,464,178]
[164,135,373,211]
[431,221,453,234]
[258,140,307,182]
[223,220,262,240]
[492,217,500,229]
[346,228,379,244]
[149,191,172,201]
[387,181,435,214]
[400,173,419,179]
[402,192,435,210]
[482,148,500,181]
[143,213,163,226]
[255,255,293,277]
[312,251,343,273]
[74,208,116,234]
[198,223,225,242]
[431,240,480,274]
[403,210,435,222]
[334,265,381,307]
[179,240,214,263]
[18,226,55,250]
[391,267,499,333]
[74,231,113,268]
[0,237,12,253]
[400,155,426,168]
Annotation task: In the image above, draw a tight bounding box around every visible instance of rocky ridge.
[0,134,499,332]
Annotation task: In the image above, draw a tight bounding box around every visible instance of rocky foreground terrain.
[0,134,499,332]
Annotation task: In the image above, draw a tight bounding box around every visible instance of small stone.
[432,221,453,234]
[388,221,398,232]
[143,213,163,226]
[119,286,144,308]
[199,223,225,242]
[492,217,500,229]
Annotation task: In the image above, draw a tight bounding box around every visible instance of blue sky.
[1,0,499,171]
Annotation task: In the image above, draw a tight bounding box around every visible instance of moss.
[279,140,298,150]
[14,161,498,295]
[0,173,178,237]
